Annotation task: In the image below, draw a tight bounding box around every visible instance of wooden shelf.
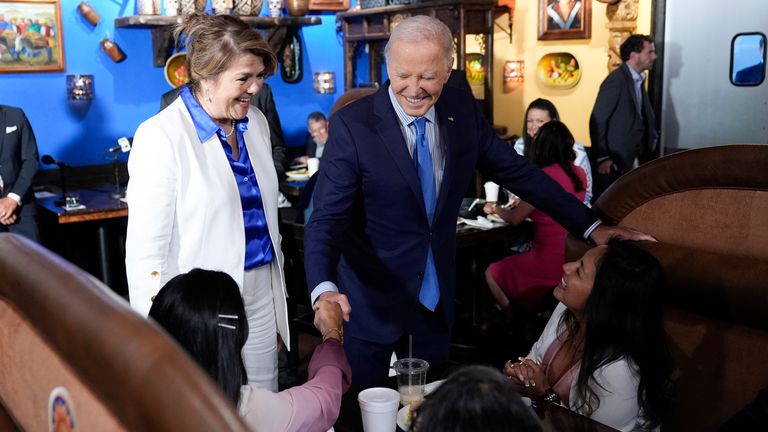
[115,15,322,67]
[115,15,321,28]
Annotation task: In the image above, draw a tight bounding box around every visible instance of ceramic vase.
[164,0,180,15]
[234,0,264,15]
[180,0,207,14]
[137,0,158,14]
[285,0,308,16]
[268,0,282,17]
[212,0,233,14]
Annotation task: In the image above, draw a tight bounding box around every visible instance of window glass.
[731,33,766,86]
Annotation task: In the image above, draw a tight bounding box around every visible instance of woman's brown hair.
[173,13,277,95]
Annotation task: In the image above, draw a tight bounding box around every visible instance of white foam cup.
[484,181,500,203]
[358,387,400,432]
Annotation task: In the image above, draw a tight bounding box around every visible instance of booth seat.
[0,233,250,431]
[565,145,768,431]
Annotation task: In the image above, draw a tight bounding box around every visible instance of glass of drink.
[393,358,430,408]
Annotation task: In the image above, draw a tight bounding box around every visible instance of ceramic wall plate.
[536,52,581,89]
[164,52,189,88]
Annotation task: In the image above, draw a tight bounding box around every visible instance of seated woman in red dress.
[483,121,587,313]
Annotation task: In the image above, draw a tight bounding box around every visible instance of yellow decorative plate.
[164,52,189,88]
[536,53,581,89]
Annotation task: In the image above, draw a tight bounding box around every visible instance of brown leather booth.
[0,233,250,431]
[566,144,768,431]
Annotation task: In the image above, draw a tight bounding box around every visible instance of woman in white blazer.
[125,13,288,392]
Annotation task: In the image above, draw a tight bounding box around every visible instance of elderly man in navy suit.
[0,105,39,241]
[304,15,653,391]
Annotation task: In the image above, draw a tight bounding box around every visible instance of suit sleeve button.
[417,272,424,279]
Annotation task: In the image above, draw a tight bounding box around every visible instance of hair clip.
[218,314,238,319]
[217,323,236,330]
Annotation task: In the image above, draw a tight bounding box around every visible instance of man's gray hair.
[384,15,453,68]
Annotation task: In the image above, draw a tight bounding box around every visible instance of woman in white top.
[513,98,592,205]
[504,240,672,431]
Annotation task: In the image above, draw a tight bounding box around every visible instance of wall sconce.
[503,60,524,93]
[314,72,335,94]
[66,74,94,101]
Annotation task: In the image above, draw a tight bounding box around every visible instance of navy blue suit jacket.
[0,105,39,240]
[304,85,598,343]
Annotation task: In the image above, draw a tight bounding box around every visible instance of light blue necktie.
[412,117,440,311]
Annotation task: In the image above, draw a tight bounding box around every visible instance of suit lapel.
[434,99,456,224]
[373,88,424,213]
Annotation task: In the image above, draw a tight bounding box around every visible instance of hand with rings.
[503,357,547,398]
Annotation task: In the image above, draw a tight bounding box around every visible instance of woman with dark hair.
[126,13,288,392]
[412,365,542,432]
[513,98,592,204]
[505,240,672,431]
[484,121,587,313]
[149,269,351,432]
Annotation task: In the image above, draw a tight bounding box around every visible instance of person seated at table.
[483,121,587,314]
[148,268,352,432]
[295,112,328,164]
[412,365,542,432]
[504,240,672,432]
[514,98,592,205]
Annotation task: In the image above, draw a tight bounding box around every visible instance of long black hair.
[521,98,559,151]
[560,240,671,427]
[526,120,584,192]
[413,365,542,432]
[149,269,248,405]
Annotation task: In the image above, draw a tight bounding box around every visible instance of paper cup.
[307,157,320,176]
[484,181,499,203]
[358,387,400,432]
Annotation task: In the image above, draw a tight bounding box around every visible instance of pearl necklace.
[224,119,236,138]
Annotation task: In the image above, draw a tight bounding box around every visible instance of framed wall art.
[0,0,65,72]
[538,0,591,41]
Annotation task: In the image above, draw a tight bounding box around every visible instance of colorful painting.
[537,52,581,89]
[538,0,591,41]
[0,0,64,72]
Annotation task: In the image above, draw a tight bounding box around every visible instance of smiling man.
[304,15,654,393]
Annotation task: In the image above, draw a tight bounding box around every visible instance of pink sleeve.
[280,339,352,432]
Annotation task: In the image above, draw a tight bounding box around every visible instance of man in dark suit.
[304,15,653,391]
[734,37,765,86]
[0,105,40,241]
[160,82,288,177]
[589,34,659,201]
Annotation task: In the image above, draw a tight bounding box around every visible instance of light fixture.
[503,60,524,92]
[66,75,94,101]
[314,72,335,94]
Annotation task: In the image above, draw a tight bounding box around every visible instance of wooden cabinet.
[336,0,497,121]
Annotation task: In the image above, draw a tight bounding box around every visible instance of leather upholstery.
[0,233,250,431]
[566,145,768,430]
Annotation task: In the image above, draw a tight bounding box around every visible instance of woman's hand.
[483,202,497,215]
[503,358,547,398]
[313,300,343,342]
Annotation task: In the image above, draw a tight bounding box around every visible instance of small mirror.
[280,31,303,84]
[731,33,766,86]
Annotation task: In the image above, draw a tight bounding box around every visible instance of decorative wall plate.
[164,52,189,88]
[536,52,581,89]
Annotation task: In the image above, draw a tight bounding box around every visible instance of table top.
[36,187,128,224]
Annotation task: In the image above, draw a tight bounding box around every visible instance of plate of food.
[396,380,445,431]
[286,168,309,181]
[536,52,581,89]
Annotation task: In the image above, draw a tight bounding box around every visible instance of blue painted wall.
[0,0,345,167]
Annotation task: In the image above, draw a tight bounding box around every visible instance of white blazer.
[125,97,289,347]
